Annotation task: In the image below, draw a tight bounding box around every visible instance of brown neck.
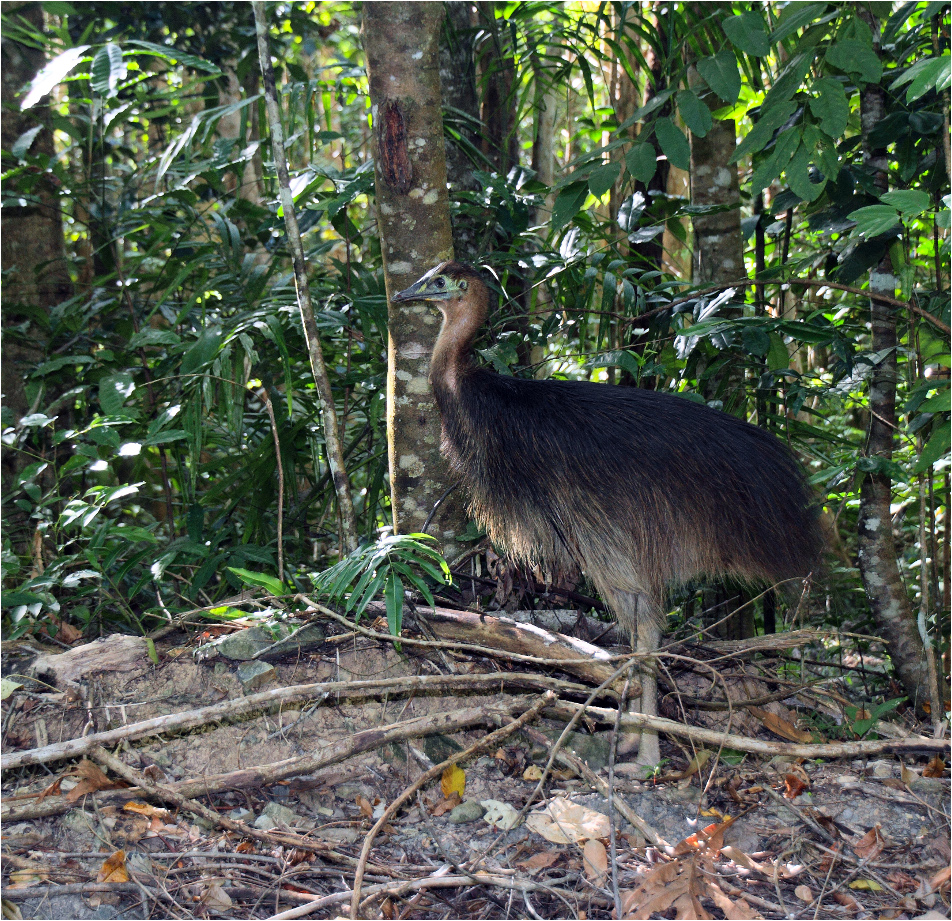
[429,283,490,395]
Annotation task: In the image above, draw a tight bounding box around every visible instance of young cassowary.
[392,261,823,764]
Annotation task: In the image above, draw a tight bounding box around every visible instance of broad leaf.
[808,77,849,137]
[655,117,691,171]
[826,41,883,84]
[551,181,589,234]
[847,205,901,238]
[588,161,621,198]
[722,12,770,57]
[21,45,90,109]
[91,43,126,98]
[880,189,930,217]
[624,142,657,183]
[697,50,741,103]
[676,90,713,138]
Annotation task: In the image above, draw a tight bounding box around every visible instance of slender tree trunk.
[363,2,469,558]
[252,0,358,554]
[855,9,931,712]
[475,1,516,175]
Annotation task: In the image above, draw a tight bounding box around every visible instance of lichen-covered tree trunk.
[363,2,468,558]
[855,10,931,711]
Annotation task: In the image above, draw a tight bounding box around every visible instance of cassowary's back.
[437,368,823,626]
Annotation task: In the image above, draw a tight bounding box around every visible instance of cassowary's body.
[393,262,823,763]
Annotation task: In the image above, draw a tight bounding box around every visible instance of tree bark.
[363,2,469,558]
[855,9,931,712]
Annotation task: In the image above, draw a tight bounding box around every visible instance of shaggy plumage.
[393,261,824,762]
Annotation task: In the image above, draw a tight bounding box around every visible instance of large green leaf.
[808,77,849,137]
[847,205,901,238]
[21,45,90,109]
[551,181,589,234]
[880,189,930,217]
[676,90,713,138]
[625,143,657,184]
[731,101,797,163]
[91,43,125,98]
[696,50,741,104]
[722,12,770,57]
[588,161,621,198]
[655,117,691,171]
[826,41,883,84]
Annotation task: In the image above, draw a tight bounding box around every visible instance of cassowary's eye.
[435,277,445,288]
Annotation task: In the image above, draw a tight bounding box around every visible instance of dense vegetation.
[1,2,948,707]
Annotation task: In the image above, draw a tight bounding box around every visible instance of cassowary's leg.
[611,590,662,766]
[633,600,662,766]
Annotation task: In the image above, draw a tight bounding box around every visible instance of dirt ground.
[2,604,949,920]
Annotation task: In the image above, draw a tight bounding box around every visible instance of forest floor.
[2,599,950,921]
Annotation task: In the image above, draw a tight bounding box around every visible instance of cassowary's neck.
[429,283,490,397]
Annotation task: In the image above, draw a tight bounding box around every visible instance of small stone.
[447,800,487,824]
[237,660,276,692]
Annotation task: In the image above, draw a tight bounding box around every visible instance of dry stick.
[260,388,285,582]
[2,672,582,774]
[250,1,358,552]
[548,701,950,758]
[266,872,595,921]
[89,745,324,855]
[348,692,554,920]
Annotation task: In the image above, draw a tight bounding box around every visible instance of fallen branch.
[2,704,514,823]
[549,701,950,757]
[2,671,588,773]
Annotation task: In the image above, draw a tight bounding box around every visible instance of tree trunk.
[855,9,931,712]
[363,2,469,558]
[475,1,516,175]
[1,2,71,518]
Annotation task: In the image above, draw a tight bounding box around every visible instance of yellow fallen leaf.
[97,850,129,884]
[441,764,465,798]
[848,879,883,891]
[582,839,608,886]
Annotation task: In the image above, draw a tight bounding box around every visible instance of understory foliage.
[1,3,948,701]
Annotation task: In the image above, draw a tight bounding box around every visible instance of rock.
[447,800,487,824]
[236,660,275,692]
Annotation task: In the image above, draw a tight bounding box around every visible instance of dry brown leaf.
[516,850,560,871]
[123,802,169,819]
[748,706,815,743]
[8,869,50,889]
[705,880,763,919]
[923,755,946,777]
[832,891,861,911]
[523,764,544,781]
[97,850,129,884]
[885,869,919,892]
[441,764,466,798]
[582,839,608,886]
[794,884,813,902]
[928,865,951,893]
[900,762,920,785]
[852,825,886,861]
[525,797,610,844]
[673,819,731,857]
[783,773,809,798]
[664,749,713,782]
[430,792,462,816]
[66,760,122,803]
[355,794,373,818]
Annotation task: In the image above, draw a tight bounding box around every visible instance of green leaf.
[696,50,741,103]
[384,570,404,636]
[90,43,126,98]
[588,161,621,198]
[913,425,951,473]
[624,143,657,183]
[892,55,951,102]
[731,101,797,164]
[551,181,589,234]
[847,205,901,238]
[826,41,883,84]
[676,90,713,138]
[769,3,830,43]
[763,52,813,110]
[125,39,221,75]
[919,387,951,413]
[227,568,286,596]
[98,372,135,415]
[181,328,223,375]
[21,44,90,109]
[655,117,691,171]
[880,190,930,217]
[749,129,801,197]
[722,12,770,57]
[11,126,43,159]
[808,78,849,137]
[766,333,790,371]
[785,145,825,202]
